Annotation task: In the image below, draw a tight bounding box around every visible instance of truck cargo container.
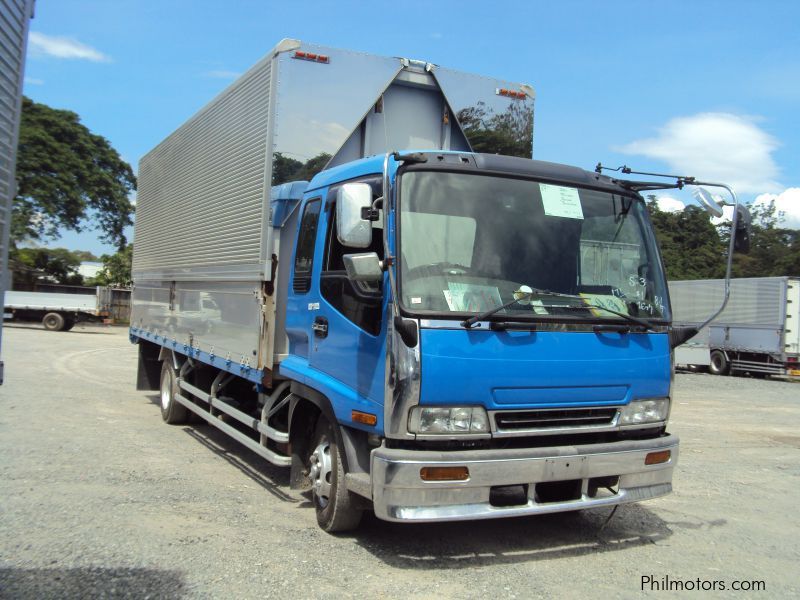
[670,276,800,376]
[0,0,35,383]
[130,39,746,531]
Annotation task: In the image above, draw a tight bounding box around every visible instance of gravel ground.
[0,323,798,598]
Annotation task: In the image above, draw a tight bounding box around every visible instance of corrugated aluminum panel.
[669,277,788,327]
[132,52,275,279]
[0,0,34,384]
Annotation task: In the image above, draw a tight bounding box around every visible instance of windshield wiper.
[549,302,656,331]
[461,286,581,328]
[461,286,657,332]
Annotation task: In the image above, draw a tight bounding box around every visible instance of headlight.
[408,406,489,434]
[619,398,670,426]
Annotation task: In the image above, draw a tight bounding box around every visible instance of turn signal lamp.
[645,450,671,465]
[420,466,470,481]
[351,410,377,426]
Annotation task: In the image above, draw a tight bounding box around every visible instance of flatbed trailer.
[5,289,112,331]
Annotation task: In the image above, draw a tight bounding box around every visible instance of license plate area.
[544,455,588,480]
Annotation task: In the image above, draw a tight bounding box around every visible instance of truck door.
[310,178,387,411]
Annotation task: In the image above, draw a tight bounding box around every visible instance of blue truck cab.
[278,151,677,526]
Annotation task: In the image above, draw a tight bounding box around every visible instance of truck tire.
[160,361,189,424]
[308,417,362,533]
[709,350,730,376]
[62,317,76,331]
[42,312,66,331]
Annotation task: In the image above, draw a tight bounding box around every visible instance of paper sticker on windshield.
[444,283,502,312]
[579,293,628,317]
[540,184,584,219]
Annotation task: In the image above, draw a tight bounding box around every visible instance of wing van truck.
[130,40,749,531]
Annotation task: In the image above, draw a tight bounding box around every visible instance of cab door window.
[292,198,322,294]
[320,178,384,335]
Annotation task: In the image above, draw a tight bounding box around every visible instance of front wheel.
[42,312,65,331]
[709,350,730,376]
[308,417,362,533]
[160,361,189,424]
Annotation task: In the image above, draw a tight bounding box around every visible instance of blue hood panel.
[419,329,671,409]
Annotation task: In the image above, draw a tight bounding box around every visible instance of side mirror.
[733,205,752,254]
[337,183,373,248]
[343,252,383,283]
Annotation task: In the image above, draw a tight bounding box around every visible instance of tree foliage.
[89,245,133,287]
[9,247,85,288]
[646,196,800,280]
[13,97,136,250]
[272,152,332,186]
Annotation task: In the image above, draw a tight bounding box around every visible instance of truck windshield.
[398,171,671,323]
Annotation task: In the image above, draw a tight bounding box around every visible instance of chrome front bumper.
[371,434,678,522]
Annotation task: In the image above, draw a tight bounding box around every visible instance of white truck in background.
[4,288,112,331]
[669,276,800,377]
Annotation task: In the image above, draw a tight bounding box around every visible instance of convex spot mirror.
[337,183,373,248]
[343,252,383,283]
[734,205,752,254]
[692,187,724,218]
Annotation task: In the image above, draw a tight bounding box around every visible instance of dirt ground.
[0,323,798,598]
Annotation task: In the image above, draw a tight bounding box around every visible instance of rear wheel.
[709,350,730,376]
[42,312,65,331]
[160,361,189,424]
[309,417,362,533]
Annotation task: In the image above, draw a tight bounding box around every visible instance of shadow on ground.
[0,566,185,599]
[346,502,684,569]
[142,396,722,570]
[3,323,118,335]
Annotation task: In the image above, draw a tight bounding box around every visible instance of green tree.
[72,250,99,262]
[13,97,136,250]
[9,247,85,288]
[89,245,133,287]
[724,200,800,277]
[272,152,331,186]
[646,196,725,280]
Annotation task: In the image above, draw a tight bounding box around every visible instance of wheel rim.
[44,316,57,328]
[309,440,333,507]
[160,370,171,410]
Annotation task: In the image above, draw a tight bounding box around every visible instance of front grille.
[494,407,619,431]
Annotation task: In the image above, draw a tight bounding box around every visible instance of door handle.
[312,316,328,338]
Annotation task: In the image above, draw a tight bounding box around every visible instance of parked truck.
[130,40,748,532]
[4,287,113,330]
[670,277,800,376]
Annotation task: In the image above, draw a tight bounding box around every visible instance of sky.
[20,0,800,256]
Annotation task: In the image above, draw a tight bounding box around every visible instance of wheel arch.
[287,382,373,491]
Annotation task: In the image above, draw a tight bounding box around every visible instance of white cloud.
[204,70,242,79]
[753,188,800,229]
[617,113,781,194]
[29,32,110,62]
[655,194,685,213]
[24,77,44,85]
